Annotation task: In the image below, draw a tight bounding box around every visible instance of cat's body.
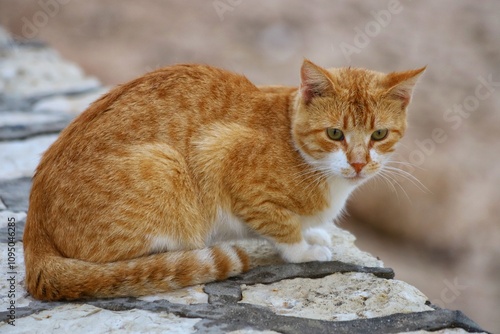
[23,60,424,300]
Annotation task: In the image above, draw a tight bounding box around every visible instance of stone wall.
[0,28,490,333]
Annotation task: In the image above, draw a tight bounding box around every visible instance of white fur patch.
[300,177,356,228]
[304,228,332,247]
[276,239,332,263]
[149,235,184,253]
[207,207,254,244]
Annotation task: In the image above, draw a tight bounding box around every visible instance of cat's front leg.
[240,206,332,263]
[303,227,333,248]
[275,238,333,263]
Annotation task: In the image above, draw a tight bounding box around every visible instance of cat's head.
[292,59,425,184]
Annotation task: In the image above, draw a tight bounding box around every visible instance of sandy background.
[1,0,499,331]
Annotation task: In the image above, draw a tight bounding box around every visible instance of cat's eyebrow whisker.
[382,166,430,194]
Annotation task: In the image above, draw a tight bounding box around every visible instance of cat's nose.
[350,162,366,174]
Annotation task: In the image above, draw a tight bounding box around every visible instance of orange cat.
[23,60,424,300]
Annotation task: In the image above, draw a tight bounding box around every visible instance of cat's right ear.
[300,59,335,104]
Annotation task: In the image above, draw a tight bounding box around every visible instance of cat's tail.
[24,238,250,301]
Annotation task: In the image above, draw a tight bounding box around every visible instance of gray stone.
[32,88,107,116]
[5,298,486,334]
[0,134,58,180]
[0,111,72,140]
[0,211,26,243]
[0,177,31,212]
[0,42,101,111]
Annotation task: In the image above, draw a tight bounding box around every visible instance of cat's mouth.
[342,172,374,183]
[344,174,366,182]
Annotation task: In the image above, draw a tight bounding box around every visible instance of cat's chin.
[342,174,370,184]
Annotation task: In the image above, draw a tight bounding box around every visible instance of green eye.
[326,128,344,141]
[371,129,388,141]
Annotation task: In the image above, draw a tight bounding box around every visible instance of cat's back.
[37,64,263,168]
[86,63,261,125]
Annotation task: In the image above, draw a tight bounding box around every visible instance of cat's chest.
[299,178,356,228]
[208,178,356,244]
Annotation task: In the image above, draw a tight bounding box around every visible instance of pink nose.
[351,162,366,174]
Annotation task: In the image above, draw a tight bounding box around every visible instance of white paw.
[276,240,333,263]
[304,228,332,247]
[310,245,333,261]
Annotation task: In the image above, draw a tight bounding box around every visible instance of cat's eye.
[326,128,344,141]
[371,129,389,141]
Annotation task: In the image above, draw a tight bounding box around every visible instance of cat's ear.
[300,59,335,104]
[383,67,426,108]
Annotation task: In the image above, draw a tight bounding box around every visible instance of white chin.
[343,174,371,184]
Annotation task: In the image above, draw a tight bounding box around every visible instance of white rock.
[240,272,433,321]
[328,224,384,267]
[0,242,30,308]
[0,47,100,102]
[0,134,58,180]
[139,285,208,305]
[0,211,27,229]
[0,304,201,334]
[0,112,66,127]
[32,88,108,115]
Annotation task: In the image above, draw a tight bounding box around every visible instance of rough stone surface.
[240,272,433,321]
[1,304,201,334]
[0,28,490,333]
[0,42,100,110]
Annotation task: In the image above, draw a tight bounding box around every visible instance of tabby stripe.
[211,246,231,280]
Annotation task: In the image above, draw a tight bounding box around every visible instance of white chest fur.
[300,177,356,228]
[207,178,356,244]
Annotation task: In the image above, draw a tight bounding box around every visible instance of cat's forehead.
[326,67,385,96]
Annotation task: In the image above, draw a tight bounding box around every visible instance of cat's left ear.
[383,67,426,109]
[300,59,335,104]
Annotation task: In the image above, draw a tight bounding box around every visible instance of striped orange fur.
[23,60,424,300]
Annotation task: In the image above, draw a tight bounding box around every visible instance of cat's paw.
[276,240,332,263]
[304,228,332,247]
[309,245,333,261]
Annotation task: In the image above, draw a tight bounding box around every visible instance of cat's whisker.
[386,160,426,171]
[291,168,325,188]
[375,172,399,198]
[378,170,412,203]
[382,166,430,194]
[302,171,328,197]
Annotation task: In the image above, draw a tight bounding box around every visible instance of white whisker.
[382,165,430,194]
[378,170,412,203]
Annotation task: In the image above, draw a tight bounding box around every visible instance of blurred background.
[1,0,499,331]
